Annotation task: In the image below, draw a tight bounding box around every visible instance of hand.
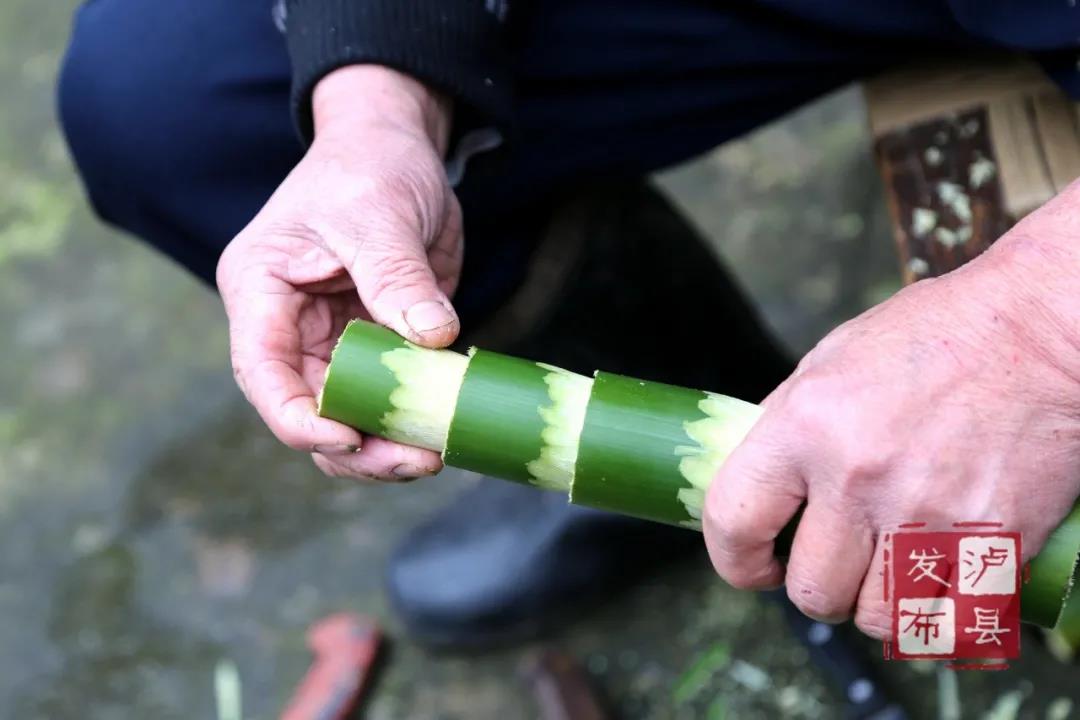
[704,181,1080,637]
[217,66,462,481]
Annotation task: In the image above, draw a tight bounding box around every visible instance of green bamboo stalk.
[572,372,759,529]
[318,319,1080,628]
[319,320,467,450]
[444,349,591,489]
[1046,566,1080,661]
[1024,503,1080,629]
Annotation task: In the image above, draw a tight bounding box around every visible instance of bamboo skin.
[444,350,590,489]
[318,319,1080,628]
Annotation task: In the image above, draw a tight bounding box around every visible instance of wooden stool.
[865,56,1080,284]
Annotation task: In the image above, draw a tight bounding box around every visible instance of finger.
[245,356,364,452]
[230,286,364,452]
[704,425,805,590]
[784,500,874,623]
[313,435,442,481]
[295,292,366,363]
[854,536,892,640]
[341,223,460,348]
[311,451,383,483]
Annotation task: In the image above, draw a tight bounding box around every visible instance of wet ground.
[3,2,1080,719]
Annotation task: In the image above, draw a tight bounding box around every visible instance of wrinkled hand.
[705,181,1080,637]
[217,66,461,481]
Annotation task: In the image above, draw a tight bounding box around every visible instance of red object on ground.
[280,613,382,720]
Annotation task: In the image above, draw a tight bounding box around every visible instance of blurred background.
[2,2,1079,718]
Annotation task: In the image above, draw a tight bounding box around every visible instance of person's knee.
[58,0,298,284]
[61,7,178,226]
[58,2,235,227]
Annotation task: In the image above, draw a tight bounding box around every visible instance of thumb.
[347,231,460,348]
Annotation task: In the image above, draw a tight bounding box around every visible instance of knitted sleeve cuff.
[284,0,512,143]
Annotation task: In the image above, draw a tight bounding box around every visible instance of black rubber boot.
[387,180,794,648]
[387,477,700,648]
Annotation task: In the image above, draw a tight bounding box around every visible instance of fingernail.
[392,463,434,479]
[405,300,455,335]
[313,443,361,455]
